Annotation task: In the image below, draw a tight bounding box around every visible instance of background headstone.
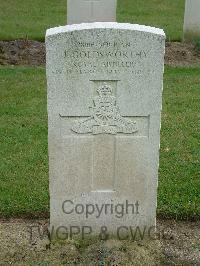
[183,0,200,41]
[67,0,117,24]
[46,23,165,238]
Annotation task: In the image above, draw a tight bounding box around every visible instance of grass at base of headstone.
[195,38,200,51]
[158,67,200,220]
[0,0,184,41]
[0,66,199,219]
[0,67,49,217]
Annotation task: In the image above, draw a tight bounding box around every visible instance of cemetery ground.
[0,218,199,265]
[0,66,199,265]
[0,67,199,219]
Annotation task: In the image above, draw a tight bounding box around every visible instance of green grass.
[0,67,48,216]
[118,0,185,41]
[0,0,185,41]
[0,66,199,219]
[0,0,67,41]
[158,67,200,220]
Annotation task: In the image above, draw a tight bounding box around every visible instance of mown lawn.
[0,67,48,216]
[158,67,200,220]
[0,0,185,41]
[0,66,199,219]
[118,0,185,41]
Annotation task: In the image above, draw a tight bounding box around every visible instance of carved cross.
[71,81,138,192]
[60,81,149,192]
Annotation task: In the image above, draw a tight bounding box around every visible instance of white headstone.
[67,0,117,24]
[184,0,200,41]
[46,23,165,239]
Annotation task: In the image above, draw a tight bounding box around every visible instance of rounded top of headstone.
[46,22,165,38]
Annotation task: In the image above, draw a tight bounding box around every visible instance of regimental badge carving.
[72,82,138,135]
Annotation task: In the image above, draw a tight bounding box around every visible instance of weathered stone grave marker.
[67,0,117,24]
[46,23,165,239]
[184,0,200,41]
